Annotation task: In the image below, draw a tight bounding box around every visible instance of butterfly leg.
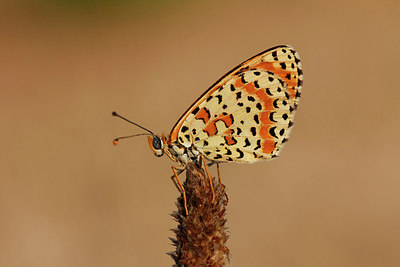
[200,154,215,202]
[171,166,188,215]
[216,163,222,185]
[207,161,222,185]
[208,162,228,201]
[170,167,184,192]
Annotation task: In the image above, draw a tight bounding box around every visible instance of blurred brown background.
[1,0,400,266]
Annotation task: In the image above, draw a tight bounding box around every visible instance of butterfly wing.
[169,45,303,162]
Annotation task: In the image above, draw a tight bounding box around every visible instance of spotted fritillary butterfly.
[113,45,302,211]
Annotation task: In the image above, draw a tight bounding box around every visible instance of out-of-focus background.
[1,0,400,266]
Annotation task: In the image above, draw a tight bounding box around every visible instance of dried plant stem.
[169,162,230,266]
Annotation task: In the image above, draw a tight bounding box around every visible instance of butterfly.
[113,45,303,214]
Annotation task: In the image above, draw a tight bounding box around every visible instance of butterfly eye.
[152,136,162,150]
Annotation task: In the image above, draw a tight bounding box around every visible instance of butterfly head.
[147,134,166,157]
[112,111,166,156]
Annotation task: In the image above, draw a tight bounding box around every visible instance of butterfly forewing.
[170,45,303,163]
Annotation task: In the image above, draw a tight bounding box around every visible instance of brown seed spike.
[170,162,230,266]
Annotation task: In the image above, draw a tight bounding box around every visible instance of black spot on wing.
[251,127,257,136]
[192,107,199,115]
[214,154,222,160]
[181,126,189,132]
[216,95,223,104]
[269,112,277,122]
[272,50,278,60]
[244,138,251,147]
[229,114,234,124]
[247,96,255,102]
[254,114,259,124]
[297,68,303,76]
[269,127,278,138]
[236,148,244,159]
[254,140,261,150]
[273,99,279,108]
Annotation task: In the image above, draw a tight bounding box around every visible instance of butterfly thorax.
[167,141,201,166]
[147,134,201,166]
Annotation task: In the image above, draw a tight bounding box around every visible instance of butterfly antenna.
[112,111,154,135]
[113,133,151,145]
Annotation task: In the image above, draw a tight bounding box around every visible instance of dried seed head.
[170,162,230,266]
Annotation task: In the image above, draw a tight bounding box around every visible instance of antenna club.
[113,139,119,145]
[112,111,118,116]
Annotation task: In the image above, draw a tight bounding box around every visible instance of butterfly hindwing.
[170,45,302,163]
